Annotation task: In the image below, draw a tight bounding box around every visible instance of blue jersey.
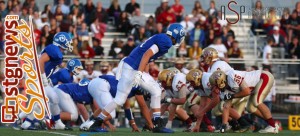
[99,75,138,98]
[49,68,73,86]
[124,34,172,70]
[57,83,93,104]
[41,44,63,77]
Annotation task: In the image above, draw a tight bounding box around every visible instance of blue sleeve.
[50,74,59,86]
[154,34,172,53]
[43,45,63,61]
[58,69,72,84]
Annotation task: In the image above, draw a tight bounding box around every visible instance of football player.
[80,75,153,132]
[99,61,114,75]
[88,23,185,133]
[78,59,101,80]
[209,70,279,133]
[187,69,250,132]
[20,32,73,130]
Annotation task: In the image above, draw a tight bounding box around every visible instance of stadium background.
[0,0,299,132]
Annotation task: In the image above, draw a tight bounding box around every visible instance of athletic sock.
[185,117,193,125]
[153,112,161,120]
[99,113,107,120]
[52,114,60,122]
[266,118,275,127]
[203,114,212,125]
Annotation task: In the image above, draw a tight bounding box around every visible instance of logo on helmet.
[69,60,75,66]
[192,72,200,78]
[173,29,179,34]
[180,29,185,36]
[58,35,66,42]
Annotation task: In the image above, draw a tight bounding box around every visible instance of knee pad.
[114,91,128,106]
[46,86,59,104]
[110,110,116,119]
[150,94,161,109]
[104,101,118,114]
[70,111,79,121]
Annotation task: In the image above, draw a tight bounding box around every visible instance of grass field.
[0,127,299,136]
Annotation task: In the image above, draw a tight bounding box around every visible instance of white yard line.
[24,130,77,136]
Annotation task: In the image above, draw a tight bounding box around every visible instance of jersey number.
[234,74,242,85]
[139,36,153,47]
[176,81,185,90]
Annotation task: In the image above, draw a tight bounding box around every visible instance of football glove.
[161,97,171,104]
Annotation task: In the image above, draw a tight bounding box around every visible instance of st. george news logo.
[1,15,50,123]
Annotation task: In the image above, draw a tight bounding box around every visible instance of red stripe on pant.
[257,73,269,103]
[190,93,197,103]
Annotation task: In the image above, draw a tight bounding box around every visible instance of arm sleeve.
[150,44,159,55]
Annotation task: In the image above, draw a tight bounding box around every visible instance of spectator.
[79,60,101,80]
[94,2,109,24]
[67,25,76,39]
[92,38,104,56]
[155,0,169,19]
[228,40,243,58]
[262,38,274,70]
[71,6,84,25]
[54,5,64,22]
[171,0,184,22]
[125,0,140,15]
[268,26,285,47]
[99,61,114,76]
[6,0,14,12]
[109,38,123,58]
[176,42,188,57]
[210,17,222,36]
[38,36,47,52]
[251,0,264,34]
[154,22,164,34]
[72,38,80,56]
[41,25,50,41]
[133,26,147,45]
[192,0,204,16]
[209,37,228,59]
[33,23,41,46]
[120,36,136,57]
[79,41,95,59]
[205,29,215,48]
[70,0,84,14]
[180,15,194,33]
[294,2,300,17]
[20,7,29,21]
[84,0,95,25]
[130,8,147,27]
[264,7,277,32]
[188,41,202,60]
[174,58,189,74]
[0,1,8,19]
[189,22,205,47]
[108,0,122,23]
[292,38,300,89]
[91,18,104,41]
[0,21,3,43]
[223,35,234,49]
[60,14,74,32]
[217,11,227,27]
[23,0,38,12]
[280,8,290,33]
[221,26,230,43]
[287,11,300,43]
[41,4,53,19]
[77,22,89,42]
[145,16,156,36]
[52,0,70,15]
[116,11,131,35]
[226,24,235,39]
[157,7,176,28]
[207,0,218,17]
[287,36,299,58]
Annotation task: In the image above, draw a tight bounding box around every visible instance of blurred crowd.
[0,0,299,70]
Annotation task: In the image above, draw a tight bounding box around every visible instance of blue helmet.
[166,23,186,46]
[79,78,90,86]
[53,32,73,52]
[66,58,83,76]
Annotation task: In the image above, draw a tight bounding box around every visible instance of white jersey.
[227,70,262,93]
[198,72,212,97]
[208,60,233,74]
[78,70,101,80]
[166,73,188,98]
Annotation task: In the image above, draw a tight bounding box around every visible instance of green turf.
[0,127,299,136]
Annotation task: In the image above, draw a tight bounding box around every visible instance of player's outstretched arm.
[123,99,140,132]
[135,95,154,129]
[77,103,89,121]
[39,53,50,74]
[234,81,251,98]
[138,49,154,72]
[170,86,187,105]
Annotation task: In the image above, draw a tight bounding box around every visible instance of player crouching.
[209,70,279,134]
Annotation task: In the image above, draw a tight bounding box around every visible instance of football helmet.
[53,32,73,52]
[100,61,110,70]
[166,23,185,46]
[202,47,218,65]
[209,71,227,89]
[167,67,181,74]
[67,58,83,76]
[79,78,90,86]
[186,69,203,87]
[158,69,175,87]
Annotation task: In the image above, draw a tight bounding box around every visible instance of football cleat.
[54,120,66,130]
[152,118,174,133]
[80,119,95,131]
[207,125,216,132]
[258,124,279,134]
[214,124,231,133]
[89,117,107,132]
[142,125,153,131]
